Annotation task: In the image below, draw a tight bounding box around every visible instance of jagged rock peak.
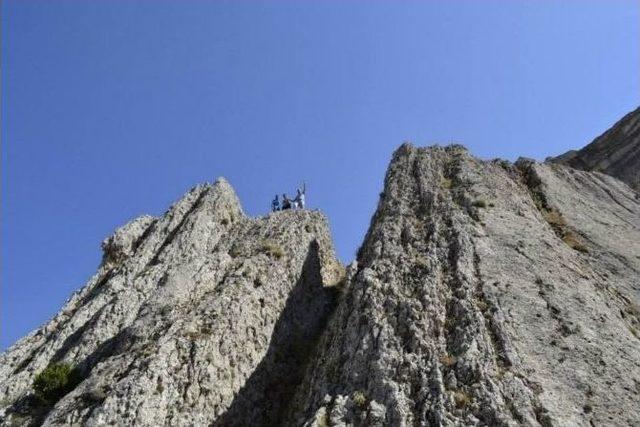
[288,144,639,426]
[0,179,344,426]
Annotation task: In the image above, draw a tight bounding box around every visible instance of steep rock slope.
[549,106,640,192]
[289,145,640,426]
[0,179,343,426]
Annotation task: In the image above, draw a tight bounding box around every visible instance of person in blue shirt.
[271,194,280,212]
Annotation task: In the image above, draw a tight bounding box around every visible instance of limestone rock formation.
[549,106,640,192]
[0,179,343,426]
[288,144,640,426]
[2,124,639,426]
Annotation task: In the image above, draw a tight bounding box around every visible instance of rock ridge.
[0,179,344,426]
[1,136,639,426]
[287,144,639,426]
[549,106,640,192]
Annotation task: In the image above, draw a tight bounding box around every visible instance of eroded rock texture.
[0,179,343,426]
[550,106,640,192]
[2,141,639,427]
[288,144,640,426]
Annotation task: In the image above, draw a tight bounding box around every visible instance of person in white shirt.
[294,182,306,209]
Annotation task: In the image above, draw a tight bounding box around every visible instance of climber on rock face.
[294,182,306,209]
[282,194,292,210]
[271,195,280,212]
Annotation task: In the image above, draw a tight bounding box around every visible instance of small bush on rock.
[352,390,367,408]
[33,363,82,405]
[259,240,284,259]
[453,390,471,408]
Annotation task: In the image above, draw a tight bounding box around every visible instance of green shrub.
[33,363,81,405]
[352,390,367,408]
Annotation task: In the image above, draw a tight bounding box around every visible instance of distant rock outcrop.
[549,106,640,192]
[1,113,639,426]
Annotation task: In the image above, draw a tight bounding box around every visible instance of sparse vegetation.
[476,299,490,312]
[229,244,242,258]
[541,208,566,228]
[414,256,429,269]
[472,199,487,208]
[33,363,82,405]
[540,208,589,253]
[352,390,367,408]
[495,159,512,171]
[453,390,471,408]
[185,325,213,341]
[317,413,329,427]
[562,232,589,253]
[440,354,457,367]
[444,317,456,330]
[259,240,285,259]
[626,303,640,318]
[441,178,453,189]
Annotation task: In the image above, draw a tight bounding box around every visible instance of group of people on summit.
[272,182,306,212]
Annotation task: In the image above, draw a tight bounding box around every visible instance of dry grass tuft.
[440,354,458,367]
[259,240,285,259]
[453,390,472,408]
[562,232,589,253]
[542,208,566,227]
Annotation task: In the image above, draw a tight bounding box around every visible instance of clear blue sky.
[2,1,638,350]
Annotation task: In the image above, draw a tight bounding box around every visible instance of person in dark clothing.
[271,195,280,212]
[281,194,292,210]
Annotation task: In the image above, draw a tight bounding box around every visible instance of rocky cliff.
[1,136,639,426]
[0,179,343,426]
[288,145,640,426]
[549,106,640,192]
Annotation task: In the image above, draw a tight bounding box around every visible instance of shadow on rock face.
[213,240,340,427]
